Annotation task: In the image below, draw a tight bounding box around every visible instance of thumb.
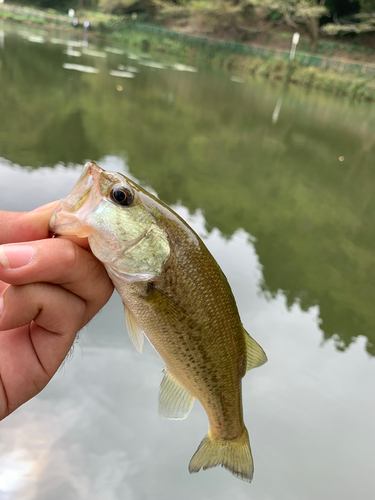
[0,202,59,245]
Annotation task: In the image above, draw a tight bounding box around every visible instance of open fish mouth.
[49,161,116,238]
[47,160,267,483]
[49,161,155,268]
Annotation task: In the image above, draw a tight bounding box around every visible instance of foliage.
[321,0,375,36]
[188,0,243,32]
[108,27,375,100]
[0,9,46,22]
[6,0,375,46]
[358,0,375,12]
[98,0,135,12]
[246,0,328,19]
[2,35,375,356]
[244,1,328,24]
[228,54,375,99]
[15,0,79,10]
[75,8,121,28]
[116,26,375,99]
[0,2,73,24]
[2,1,375,98]
[321,16,375,35]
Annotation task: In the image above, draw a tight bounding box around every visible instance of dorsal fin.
[124,305,144,353]
[159,367,195,420]
[244,330,267,372]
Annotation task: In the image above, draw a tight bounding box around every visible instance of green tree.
[243,1,328,50]
[14,0,100,10]
[321,0,375,36]
[15,0,79,10]
[184,0,242,34]
[358,0,375,12]
[156,1,329,49]
[2,32,375,355]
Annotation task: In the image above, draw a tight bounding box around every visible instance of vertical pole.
[290,32,300,61]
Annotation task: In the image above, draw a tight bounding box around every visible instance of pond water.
[0,21,375,500]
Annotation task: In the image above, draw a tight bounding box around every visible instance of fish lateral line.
[49,161,267,484]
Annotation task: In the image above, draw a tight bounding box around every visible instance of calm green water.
[0,21,375,500]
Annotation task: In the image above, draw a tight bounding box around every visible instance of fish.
[49,161,267,482]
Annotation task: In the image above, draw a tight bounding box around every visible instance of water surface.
[0,22,374,500]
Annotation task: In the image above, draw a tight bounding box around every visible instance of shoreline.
[1,4,375,102]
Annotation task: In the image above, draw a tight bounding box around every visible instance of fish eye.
[110,186,134,206]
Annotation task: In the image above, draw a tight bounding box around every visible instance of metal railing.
[129,23,375,75]
[1,3,374,76]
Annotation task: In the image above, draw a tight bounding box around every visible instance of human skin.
[0,203,114,420]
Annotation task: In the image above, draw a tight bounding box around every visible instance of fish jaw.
[49,161,113,238]
[50,161,171,282]
[49,161,136,256]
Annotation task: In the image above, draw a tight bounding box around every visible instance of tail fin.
[188,428,253,483]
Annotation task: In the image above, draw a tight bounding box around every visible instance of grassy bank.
[227,55,375,101]
[0,3,70,26]
[1,3,375,102]
[0,3,119,28]
[110,27,375,101]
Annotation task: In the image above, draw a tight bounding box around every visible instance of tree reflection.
[1,28,375,355]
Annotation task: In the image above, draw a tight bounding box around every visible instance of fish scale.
[50,161,267,482]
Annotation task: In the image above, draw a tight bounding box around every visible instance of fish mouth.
[49,161,114,237]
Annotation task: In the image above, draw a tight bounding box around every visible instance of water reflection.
[1,25,375,357]
[1,25,375,496]
[0,160,374,499]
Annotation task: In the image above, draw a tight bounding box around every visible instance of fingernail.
[0,244,35,270]
[29,201,59,213]
[0,297,3,318]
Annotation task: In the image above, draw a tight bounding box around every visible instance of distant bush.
[244,56,265,74]
[291,66,318,86]
[257,57,288,78]
[98,0,139,14]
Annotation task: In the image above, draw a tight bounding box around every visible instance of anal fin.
[244,329,267,372]
[159,367,195,420]
[124,306,144,353]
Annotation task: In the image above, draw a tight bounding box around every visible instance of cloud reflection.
[0,186,374,498]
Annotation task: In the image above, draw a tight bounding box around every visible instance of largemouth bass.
[49,161,267,482]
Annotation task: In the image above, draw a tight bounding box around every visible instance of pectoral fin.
[124,306,144,353]
[244,329,267,372]
[159,367,195,420]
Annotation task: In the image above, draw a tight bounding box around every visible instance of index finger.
[0,202,89,249]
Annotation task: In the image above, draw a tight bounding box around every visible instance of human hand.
[0,203,114,420]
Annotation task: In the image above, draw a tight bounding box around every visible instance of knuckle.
[74,296,87,320]
[22,282,42,303]
[59,239,81,269]
[87,258,113,301]
[87,257,106,286]
[53,293,87,335]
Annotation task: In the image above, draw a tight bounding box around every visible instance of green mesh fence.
[129,23,375,76]
[1,6,374,77]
